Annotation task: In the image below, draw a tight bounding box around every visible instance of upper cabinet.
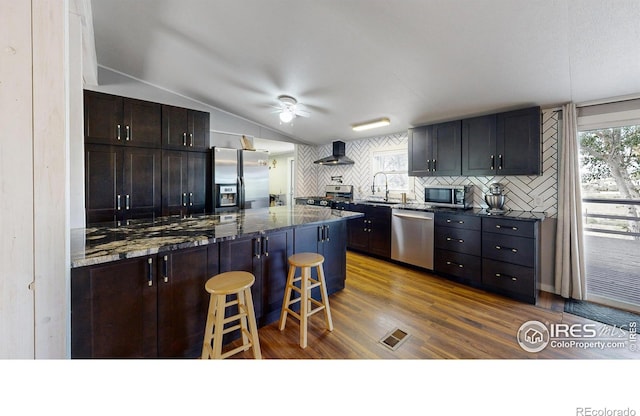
[411,106,541,177]
[162,105,210,151]
[408,120,461,176]
[462,106,541,176]
[84,90,162,148]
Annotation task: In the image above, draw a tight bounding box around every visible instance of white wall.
[0,0,69,358]
[268,153,294,196]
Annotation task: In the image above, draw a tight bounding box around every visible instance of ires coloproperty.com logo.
[516,320,635,353]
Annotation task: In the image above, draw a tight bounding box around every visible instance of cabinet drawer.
[435,213,480,230]
[482,217,535,238]
[434,249,481,282]
[435,227,481,256]
[482,233,535,267]
[482,259,535,297]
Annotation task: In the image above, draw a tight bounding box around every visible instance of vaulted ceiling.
[91,0,640,145]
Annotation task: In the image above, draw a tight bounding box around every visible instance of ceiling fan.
[272,95,310,124]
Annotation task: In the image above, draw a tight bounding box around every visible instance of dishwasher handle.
[392,211,434,220]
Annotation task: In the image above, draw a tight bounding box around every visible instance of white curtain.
[554,102,586,299]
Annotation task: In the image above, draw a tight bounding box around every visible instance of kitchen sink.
[363,200,401,205]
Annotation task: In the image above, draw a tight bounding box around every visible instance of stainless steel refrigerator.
[211,147,269,212]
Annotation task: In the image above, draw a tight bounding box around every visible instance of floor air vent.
[379,328,410,351]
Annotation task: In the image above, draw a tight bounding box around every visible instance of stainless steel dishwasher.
[391,208,434,270]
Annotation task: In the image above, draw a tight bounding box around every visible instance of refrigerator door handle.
[238,176,245,209]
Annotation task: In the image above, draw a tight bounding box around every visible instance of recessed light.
[352,117,391,132]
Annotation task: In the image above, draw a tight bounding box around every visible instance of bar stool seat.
[201,271,261,359]
[279,252,333,348]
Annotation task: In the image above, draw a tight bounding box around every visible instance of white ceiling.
[90,0,640,145]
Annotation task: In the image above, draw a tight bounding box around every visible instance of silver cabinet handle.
[182,193,187,207]
[147,258,153,287]
[495,273,517,281]
[189,133,194,147]
[495,224,518,231]
[498,154,503,170]
[490,154,495,170]
[125,125,130,141]
[432,159,436,171]
[162,255,169,283]
[189,192,193,206]
[125,194,130,210]
[183,132,187,146]
[116,194,121,210]
[117,124,121,141]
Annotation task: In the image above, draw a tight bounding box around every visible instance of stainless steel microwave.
[424,185,473,209]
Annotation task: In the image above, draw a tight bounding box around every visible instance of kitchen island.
[70,205,363,358]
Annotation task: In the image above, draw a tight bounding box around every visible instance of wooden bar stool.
[201,271,262,359]
[279,252,334,348]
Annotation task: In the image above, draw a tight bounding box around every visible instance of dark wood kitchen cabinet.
[85,144,161,223]
[409,120,461,176]
[294,221,347,295]
[219,229,293,326]
[162,105,210,151]
[161,150,210,216]
[433,213,482,284]
[346,203,391,259]
[71,255,159,358]
[157,245,213,358]
[84,90,161,148]
[461,107,541,176]
[71,244,219,359]
[481,217,540,304]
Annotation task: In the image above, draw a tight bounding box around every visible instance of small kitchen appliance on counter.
[484,182,506,214]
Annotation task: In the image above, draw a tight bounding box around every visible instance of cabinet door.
[261,230,293,325]
[368,206,391,258]
[85,144,119,223]
[187,151,209,214]
[84,90,123,145]
[157,246,210,358]
[122,147,162,219]
[123,98,161,148]
[496,107,541,175]
[162,105,190,149]
[462,115,496,176]
[71,255,158,358]
[348,216,370,252]
[219,236,263,320]
[188,110,210,151]
[430,120,461,176]
[408,126,430,176]
[320,221,347,294]
[162,150,189,216]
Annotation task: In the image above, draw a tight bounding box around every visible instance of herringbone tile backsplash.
[295,109,558,217]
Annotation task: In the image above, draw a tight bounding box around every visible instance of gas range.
[295,185,354,207]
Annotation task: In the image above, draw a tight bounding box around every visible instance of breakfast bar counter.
[71,205,362,268]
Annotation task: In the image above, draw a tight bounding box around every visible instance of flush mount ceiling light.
[351,117,391,132]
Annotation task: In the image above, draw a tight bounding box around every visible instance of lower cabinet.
[345,203,391,258]
[219,229,293,326]
[433,213,541,304]
[481,217,540,304]
[71,244,218,358]
[294,221,347,295]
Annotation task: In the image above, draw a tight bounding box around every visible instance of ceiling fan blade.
[294,108,310,117]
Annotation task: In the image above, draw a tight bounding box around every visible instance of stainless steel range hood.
[314,141,354,165]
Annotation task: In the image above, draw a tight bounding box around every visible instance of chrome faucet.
[372,172,389,201]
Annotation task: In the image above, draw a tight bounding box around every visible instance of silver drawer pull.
[495,245,518,253]
[446,261,463,268]
[495,273,517,281]
[495,224,518,231]
[511,248,518,253]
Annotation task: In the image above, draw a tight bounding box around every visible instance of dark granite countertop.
[341,200,546,221]
[71,205,363,268]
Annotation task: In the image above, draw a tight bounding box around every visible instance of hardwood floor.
[231,250,639,359]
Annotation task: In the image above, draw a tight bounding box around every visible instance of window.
[371,146,413,196]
